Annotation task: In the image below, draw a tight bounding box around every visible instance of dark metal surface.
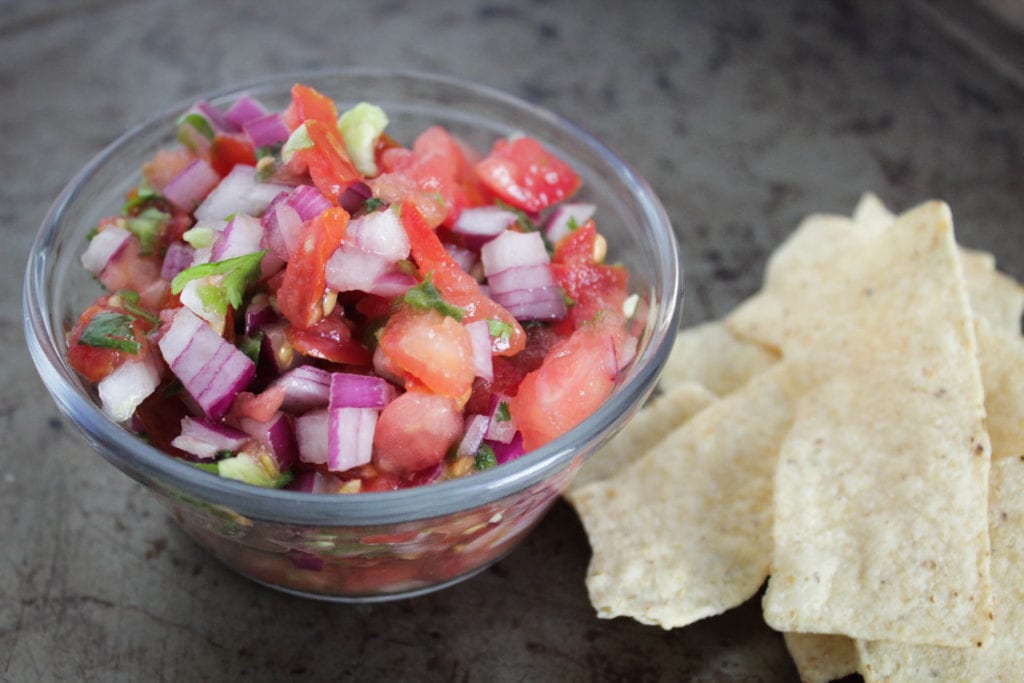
[3,1,1022,680]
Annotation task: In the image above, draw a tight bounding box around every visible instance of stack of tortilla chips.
[566,195,1024,681]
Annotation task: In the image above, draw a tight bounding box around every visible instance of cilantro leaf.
[78,312,141,353]
[487,318,513,347]
[566,216,579,231]
[171,251,267,311]
[404,272,466,321]
[240,333,263,365]
[494,199,539,233]
[178,112,215,142]
[362,197,387,213]
[126,207,169,256]
[495,401,511,423]
[123,181,161,214]
[474,444,497,471]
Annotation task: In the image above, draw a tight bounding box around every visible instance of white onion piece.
[503,296,568,322]
[485,395,516,444]
[171,416,250,460]
[160,242,195,281]
[368,269,417,297]
[210,213,264,261]
[80,226,132,276]
[347,210,410,261]
[164,159,220,211]
[486,263,555,296]
[271,365,332,414]
[97,356,161,423]
[451,206,517,247]
[327,407,377,473]
[329,372,397,410]
[480,230,549,277]
[237,412,298,470]
[261,200,304,261]
[295,409,329,464]
[464,320,493,381]
[456,414,490,458]
[194,165,290,222]
[324,245,392,294]
[157,308,255,420]
[544,202,596,244]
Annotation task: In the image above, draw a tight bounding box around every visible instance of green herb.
[240,333,263,365]
[495,401,511,423]
[123,181,161,213]
[255,144,281,160]
[115,289,140,304]
[215,450,234,460]
[362,197,387,213]
[125,302,158,325]
[255,158,278,182]
[171,251,267,311]
[161,379,183,397]
[190,462,220,474]
[86,226,99,241]
[567,216,580,231]
[126,207,169,256]
[403,272,465,321]
[178,112,215,141]
[487,319,513,347]
[561,289,576,307]
[495,199,539,233]
[473,444,497,471]
[78,312,141,353]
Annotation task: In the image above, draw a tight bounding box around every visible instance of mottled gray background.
[3,1,1023,680]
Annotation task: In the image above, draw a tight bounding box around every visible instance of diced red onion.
[244,294,278,336]
[288,185,333,222]
[337,181,373,213]
[224,95,268,129]
[287,470,343,494]
[243,113,290,148]
[160,242,196,281]
[271,365,331,414]
[502,296,569,322]
[485,394,516,444]
[259,321,301,376]
[81,226,132,275]
[327,407,376,472]
[347,210,409,261]
[195,100,237,133]
[487,263,556,297]
[488,431,525,464]
[480,230,549,277]
[97,356,160,422]
[329,372,396,410]
[163,159,220,211]
[296,409,329,465]
[451,206,517,248]
[456,414,490,459]
[158,308,256,420]
[210,213,264,261]
[171,416,250,460]
[194,165,290,222]
[464,320,493,381]
[324,246,392,294]
[238,412,298,470]
[544,202,596,244]
[368,269,417,297]
[444,242,478,275]
[286,549,324,571]
[260,195,303,261]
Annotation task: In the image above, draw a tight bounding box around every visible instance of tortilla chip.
[568,381,716,492]
[659,322,779,397]
[569,367,794,629]
[852,191,895,231]
[856,456,1024,681]
[758,202,992,647]
[975,318,1024,461]
[960,248,1024,336]
[784,632,858,683]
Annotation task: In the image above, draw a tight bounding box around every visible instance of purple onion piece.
[464,320,493,381]
[163,159,220,211]
[487,432,525,465]
[486,263,556,296]
[224,95,268,129]
[337,181,373,213]
[457,414,490,459]
[326,407,376,473]
[238,412,298,470]
[243,112,290,147]
[272,365,332,414]
[480,229,550,277]
[243,295,278,336]
[286,549,324,571]
[544,202,596,244]
[81,226,132,276]
[288,184,333,222]
[329,372,397,410]
[160,242,196,281]
[195,100,237,133]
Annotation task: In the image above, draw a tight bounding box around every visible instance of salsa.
[69,83,638,493]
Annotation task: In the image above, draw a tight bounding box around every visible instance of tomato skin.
[67,299,154,383]
[475,136,580,213]
[509,321,619,451]
[299,119,362,199]
[550,221,629,328]
[282,83,338,130]
[277,207,349,329]
[285,312,372,366]
[400,202,526,356]
[208,135,256,176]
[372,390,462,477]
[378,308,474,400]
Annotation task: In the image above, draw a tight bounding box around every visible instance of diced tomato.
[297,119,362,198]
[400,202,526,355]
[509,320,621,451]
[282,83,338,130]
[276,207,349,329]
[552,219,599,265]
[475,136,580,213]
[552,260,629,329]
[98,236,166,307]
[228,384,287,424]
[285,311,371,366]
[372,390,462,476]
[378,308,474,400]
[465,322,564,412]
[353,293,394,322]
[67,299,154,383]
[368,172,448,228]
[208,135,256,176]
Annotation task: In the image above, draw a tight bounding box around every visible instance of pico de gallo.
[69,83,639,493]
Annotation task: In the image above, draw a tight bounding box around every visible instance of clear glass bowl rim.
[23,67,682,527]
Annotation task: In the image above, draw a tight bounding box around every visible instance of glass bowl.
[23,68,682,601]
